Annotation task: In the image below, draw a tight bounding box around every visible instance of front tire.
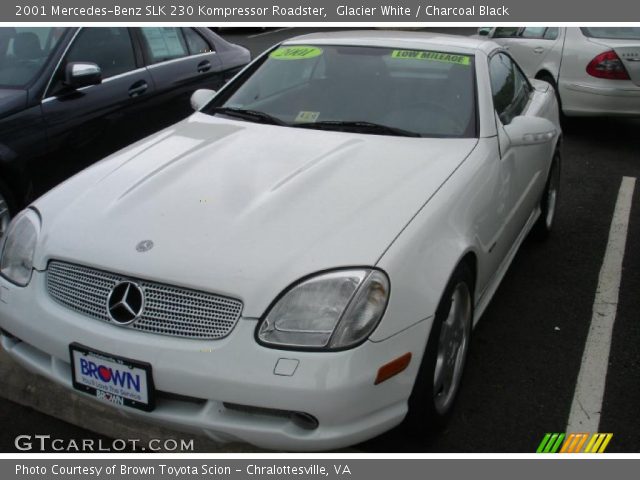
[404,263,474,433]
[532,151,561,241]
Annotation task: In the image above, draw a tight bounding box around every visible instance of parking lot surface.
[0,28,638,453]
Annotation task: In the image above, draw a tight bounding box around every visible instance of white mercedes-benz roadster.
[0,31,561,451]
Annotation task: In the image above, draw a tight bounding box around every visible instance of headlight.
[257,269,389,350]
[0,209,40,286]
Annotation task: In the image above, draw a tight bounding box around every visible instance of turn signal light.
[586,50,630,80]
[374,352,412,385]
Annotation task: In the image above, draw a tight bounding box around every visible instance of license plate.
[69,343,155,412]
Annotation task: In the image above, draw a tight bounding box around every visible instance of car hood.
[34,113,478,317]
[0,88,27,119]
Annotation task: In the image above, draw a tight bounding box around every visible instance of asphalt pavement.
[0,399,116,453]
[1,27,638,453]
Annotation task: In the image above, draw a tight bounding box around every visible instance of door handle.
[197,60,211,73]
[533,47,545,54]
[128,80,148,97]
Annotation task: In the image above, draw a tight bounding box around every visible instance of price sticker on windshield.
[295,111,320,123]
[390,50,471,66]
[270,46,324,60]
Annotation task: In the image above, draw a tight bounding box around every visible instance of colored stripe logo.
[537,433,613,453]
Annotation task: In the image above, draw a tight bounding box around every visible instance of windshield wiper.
[294,120,422,138]
[211,107,289,126]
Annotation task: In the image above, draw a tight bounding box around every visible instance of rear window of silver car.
[580,28,640,40]
[208,45,478,138]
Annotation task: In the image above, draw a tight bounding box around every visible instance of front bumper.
[0,271,429,451]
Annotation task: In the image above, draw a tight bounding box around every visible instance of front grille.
[46,261,243,340]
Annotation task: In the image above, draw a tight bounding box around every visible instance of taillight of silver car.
[586,50,631,80]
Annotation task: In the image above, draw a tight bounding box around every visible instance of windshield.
[0,27,66,88]
[206,45,477,138]
[580,28,640,40]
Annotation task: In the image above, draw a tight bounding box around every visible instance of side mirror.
[477,27,492,37]
[503,116,557,147]
[191,89,217,111]
[64,62,102,89]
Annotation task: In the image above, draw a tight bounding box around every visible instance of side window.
[0,27,65,88]
[182,28,214,55]
[66,28,136,79]
[489,53,532,125]
[139,27,189,64]
[493,27,521,38]
[49,28,136,95]
[520,27,547,39]
[520,27,559,40]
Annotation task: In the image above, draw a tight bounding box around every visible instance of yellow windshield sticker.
[391,50,471,66]
[295,111,320,123]
[270,46,323,60]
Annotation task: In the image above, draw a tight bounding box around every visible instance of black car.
[0,27,250,236]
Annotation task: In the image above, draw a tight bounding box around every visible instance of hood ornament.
[136,240,154,253]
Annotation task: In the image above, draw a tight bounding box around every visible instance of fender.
[372,140,501,342]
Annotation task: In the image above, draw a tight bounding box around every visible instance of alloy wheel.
[433,282,472,415]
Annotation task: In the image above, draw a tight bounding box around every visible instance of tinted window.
[140,27,188,64]
[521,27,546,39]
[514,27,558,40]
[65,28,136,79]
[182,28,213,55]
[493,27,521,38]
[489,53,531,125]
[580,27,640,40]
[0,27,66,87]
[209,45,477,138]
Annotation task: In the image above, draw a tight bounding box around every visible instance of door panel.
[137,27,224,132]
[496,112,549,240]
[489,53,548,255]
[41,27,155,192]
[508,28,563,78]
[491,27,564,80]
[0,104,48,203]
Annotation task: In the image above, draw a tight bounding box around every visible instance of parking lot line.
[247,28,290,38]
[567,176,636,433]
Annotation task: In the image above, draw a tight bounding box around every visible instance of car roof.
[283,30,499,56]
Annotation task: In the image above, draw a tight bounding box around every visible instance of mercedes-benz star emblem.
[107,282,144,325]
[136,240,154,252]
